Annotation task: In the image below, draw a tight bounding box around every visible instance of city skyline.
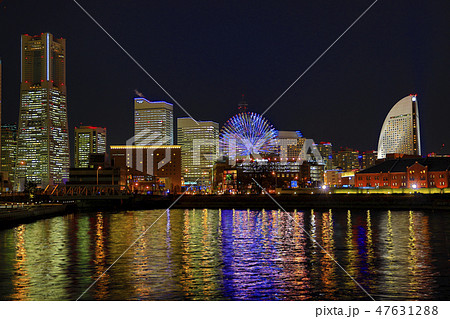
[0,1,449,155]
[1,2,450,306]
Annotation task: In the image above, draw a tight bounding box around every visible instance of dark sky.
[1,0,449,155]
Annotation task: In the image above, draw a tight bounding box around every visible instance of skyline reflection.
[0,209,447,300]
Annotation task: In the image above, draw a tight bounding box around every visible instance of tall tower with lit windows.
[15,33,69,189]
[377,95,421,159]
[74,126,107,168]
[134,98,173,145]
[0,59,3,164]
[177,117,219,190]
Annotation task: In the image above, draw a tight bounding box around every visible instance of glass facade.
[15,33,69,189]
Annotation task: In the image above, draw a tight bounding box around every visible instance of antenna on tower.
[238,94,248,113]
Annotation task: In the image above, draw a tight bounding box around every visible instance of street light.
[272,171,277,188]
[97,166,102,185]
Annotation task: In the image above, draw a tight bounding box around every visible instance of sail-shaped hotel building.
[377,95,421,159]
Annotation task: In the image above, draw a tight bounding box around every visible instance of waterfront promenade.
[0,203,74,228]
[1,192,450,229]
[150,193,450,211]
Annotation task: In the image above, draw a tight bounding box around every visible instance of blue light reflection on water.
[220,210,284,300]
[0,209,448,300]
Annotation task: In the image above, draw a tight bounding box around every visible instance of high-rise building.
[177,117,219,190]
[134,98,173,145]
[15,33,69,189]
[74,126,107,168]
[276,131,305,159]
[361,150,377,169]
[316,142,333,170]
[377,95,421,159]
[333,148,360,172]
[0,59,2,163]
[1,124,17,186]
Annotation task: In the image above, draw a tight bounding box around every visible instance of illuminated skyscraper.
[0,59,2,163]
[134,98,173,145]
[361,150,377,169]
[333,148,360,172]
[1,124,17,185]
[276,131,305,159]
[15,33,69,189]
[177,117,219,190]
[377,95,421,159]
[74,126,107,168]
[316,142,333,170]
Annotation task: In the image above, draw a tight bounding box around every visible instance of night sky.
[1,0,449,156]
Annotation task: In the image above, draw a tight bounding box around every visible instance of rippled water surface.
[0,209,449,300]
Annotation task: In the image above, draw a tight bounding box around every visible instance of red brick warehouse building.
[355,157,450,189]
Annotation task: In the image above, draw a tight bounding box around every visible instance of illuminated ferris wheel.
[220,112,278,158]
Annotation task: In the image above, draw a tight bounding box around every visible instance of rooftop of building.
[277,131,303,139]
[358,157,450,174]
[110,145,181,149]
[177,117,219,126]
[134,98,173,109]
[75,126,106,131]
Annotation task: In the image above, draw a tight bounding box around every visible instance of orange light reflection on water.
[11,224,29,300]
